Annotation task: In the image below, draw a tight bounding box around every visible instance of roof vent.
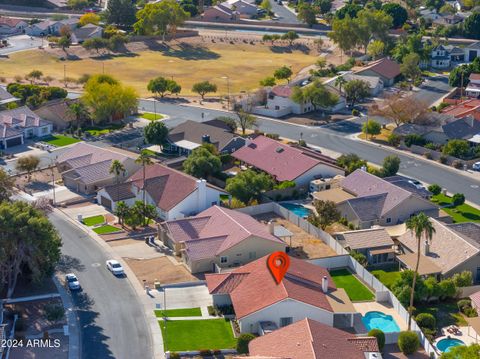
[275,147,284,153]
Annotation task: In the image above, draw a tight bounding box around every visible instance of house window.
[386,218,392,223]
[42,127,49,134]
[280,317,293,327]
[220,256,228,264]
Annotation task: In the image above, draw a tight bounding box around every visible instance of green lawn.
[431,193,480,223]
[84,124,124,136]
[141,113,164,121]
[159,319,237,351]
[329,269,375,301]
[415,301,467,331]
[83,215,105,226]
[154,308,202,318]
[370,266,401,289]
[42,135,81,147]
[93,225,121,234]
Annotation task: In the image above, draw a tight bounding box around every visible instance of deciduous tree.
[183,145,222,178]
[105,0,137,27]
[343,79,370,107]
[148,77,182,98]
[308,200,341,230]
[79,13,101,26]
[370,95,428,127]
[144,121,169,148]
[191,81,217,100]
[16,155,40,178]
[225,169,274,203]
[273,66,293,83]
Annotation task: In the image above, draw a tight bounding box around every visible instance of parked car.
[473,161,480,171]
[65,273,81,291]
[408,179,425,190]
[106,259,124,276]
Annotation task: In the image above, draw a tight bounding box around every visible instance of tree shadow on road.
[56,255,86,274]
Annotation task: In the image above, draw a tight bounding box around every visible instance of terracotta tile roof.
[356,58,401,80]
[441,99,480,119]
[271,85,292,98]
[0,106,51,128]
[206,256,338,319]
[249,318,377,359]
[470,74,480,81]
[0,17,25,27]
[338,228,394,250]
[232,136,323,182]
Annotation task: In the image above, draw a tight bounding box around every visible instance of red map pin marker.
[267,252,290,284]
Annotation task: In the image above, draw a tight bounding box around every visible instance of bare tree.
[370,95,428,127]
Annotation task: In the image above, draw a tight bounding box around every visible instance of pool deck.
[353,301,408,331]
[435,325,479,348]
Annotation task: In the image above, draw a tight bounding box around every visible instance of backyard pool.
[280,203,312,218]
[436,338,465,353]
[361,311,400,333]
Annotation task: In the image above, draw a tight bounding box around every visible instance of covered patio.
[396,253,442,278]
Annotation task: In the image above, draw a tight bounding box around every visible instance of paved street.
[0,35,43,55]
[269,1,300,24]
[414,75,452,106]
[50,212,152,359]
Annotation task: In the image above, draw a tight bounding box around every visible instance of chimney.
[322,276,328,293]
[424,240,430,255]
[245,137,252,147]
[267,220,275,235]
[202,134,211,143]
[360,165,367,172]
[196,179,207,212]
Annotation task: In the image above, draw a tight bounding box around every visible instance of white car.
[106,260,124,276]
[408,179,425,190]
[65,273,81,291]
[473,161,480,171]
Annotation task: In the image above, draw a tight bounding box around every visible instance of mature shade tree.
[336,153,367,174]
[0,201,62,298]
[362,119,381,140]
[135,151,153,212]
[236,110,257,135]
[448,60,480,87]
[6,83,67,107]
[463,12,480,39]
[191,81,217,100]
[343,79,370,107]
[308,200,341,230]
[370,95,428,127]
[367,40,385,59]
[82,37,109,54]
[273,66,293,83]
[381,3,408,28]
[401,53,422,83]
[297,3,317,27]
[328,16,358,57]
[440,343,480,359]
[335,3,362,19]
[110,160,126,205]
[108,34,129,52]
[105,0,137,27]
[405,213,435,330]
[291,81,339,111]
[148,77,182,98]
[183,146,222,178]
[281,31,299,46]
[144,120,169,148]
[15,155,40,179]
[382,155,401,177]
[225,169,274,204]
[314,0,332,14]
[354,10,393,53]
[259,76,276,87]
[180,0,199,17]
[260,0,272,12]
[79,13,101,26]
[0,168,14,202]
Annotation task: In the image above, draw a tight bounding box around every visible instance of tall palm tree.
[135,151,153,211]
[67,102,89,130]
[405,212,436,330]
[109,160,126,208]
[335,76,347,95]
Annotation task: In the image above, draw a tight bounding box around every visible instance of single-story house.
[34,99,78,131]
[0,106,52,149]
[0,17,28,35]
[383,175,433,199]
[441,99,480,120]
[315,169,439,229]
[206,255,357,333]
[0,87,19,107]
[97,163,227,219]
[72,23,103,44]
[248,318,380,359]
[232,135,344,186]
[466,73,480,99]
[336,228,395,266]
[432,14,464,27]
[325,73,384,96]
[56,143,140,194]
[396,219,480,281]
[221,0,258,17]
[160,206,287,273]
[202,5,239,21]
[27,18,79,37]
[354,58,401,87]
[164,120,245,156]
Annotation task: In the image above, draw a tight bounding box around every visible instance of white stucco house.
[0,17,28,35]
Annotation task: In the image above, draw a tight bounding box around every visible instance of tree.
[464,13,480,40]
[297,3,317,27]
[115,201,129,227]
[398,331,420,355]
[16,155,40,179]
[148,77,182,98]
[308,200,341,230]
[259,76,276,87]
[314,0,332,14]
[382,155,401,177]
[235,110,257,135]
[401,53,422,84]
[237,333,255,354]
[354,10,393,53]
[109,160,126,206]
[350,250,368,266]
[135,151,153,212]
[191,81,217,100]
[281,31,299,46]
[83,38,109,54]
[273,66,293,83]
[442,139,470,158]
[452,271,473,287]
[105,0,137,27]
[441,344,480,359]
[370,95,428,127]
[367,40,385,59]
[452,193,466,206]
[58,36,72,52]
[125,202,144,230]
[67,0,88,9]
[336,153,367,175]
[67,101,89,129]
[0,201,61,298]
[260,0,271,12]
[215,116,237,132]
[439,3,455,14]
[26,70,43,85]
[226,170,274,203]
[144,121,169,148]
[180,0,198,17]
[316,56,327,71]
[291,81,339,111]
[329,16,357,57]
[0,168,13,202]
[405,213,435,330]
[344,79,370,107]
[362,119,381,140]
[381,3,408,28]
[79,13,101,26]
[108,34,129,52]
[427,184,441,195]
[334,76,347,94]
[134,0,190,41]
[368,329,385,351]
[183,146,222,178]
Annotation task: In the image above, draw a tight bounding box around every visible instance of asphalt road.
[50,212,152,359]
[414,75,452,106]
[270,0,300,24]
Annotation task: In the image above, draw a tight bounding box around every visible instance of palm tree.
[109,160,126,208]
[335,76,347,95]
[405,212,436,330]
[115,201,129,227]
[67,102,89,130]
[135,151,153,212]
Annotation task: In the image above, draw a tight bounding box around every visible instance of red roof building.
[355,58,401,86]
[441,99,480,120]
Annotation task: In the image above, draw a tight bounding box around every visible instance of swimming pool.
[361,311,400,333]
[436,338,465,353]
[280,203,312,218]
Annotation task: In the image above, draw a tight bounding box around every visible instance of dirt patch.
[124,256,198,286]
[13,167,60,194]
[285,113,351,126]
[254,212,337,259]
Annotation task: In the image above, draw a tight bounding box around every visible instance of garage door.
[6,137,22,148]
[100,196,112,210]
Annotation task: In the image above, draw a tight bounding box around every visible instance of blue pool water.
[281,203,312,218]
[436,338,465,353]
[361,311,400,333]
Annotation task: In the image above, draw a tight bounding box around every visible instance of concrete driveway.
[0,34,42,55]
[159,285,213,310]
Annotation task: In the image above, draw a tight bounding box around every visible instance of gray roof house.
[0,87,19,106]
[325,73,384,96]
[27,17,79,37]
[72,24,103,44]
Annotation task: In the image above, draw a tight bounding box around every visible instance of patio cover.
[274,225,293,239]
[467,317,480,341]
[397,253,442,276]
[369,248,395,256]
[383,223,407,237]
[174,140,201,151]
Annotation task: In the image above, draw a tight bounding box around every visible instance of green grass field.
[141,113,164,121]
[329,269,375,301]
[370,267,401,289]
[159,319,236,351]
[431,193,480,223]
[93,225,121,234]
[83,215,105,226]
[84,124,124,137]
[154,308,202,318]
[42,135,81,147]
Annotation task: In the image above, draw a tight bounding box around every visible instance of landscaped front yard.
[329,269,375,301]
[159,319,237,351]
[93,225,121,234]
[431,193,480,223]
[154,308,202,318]
[42,135,81,147]
[82,215,105,226]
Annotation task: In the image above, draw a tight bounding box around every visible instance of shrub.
[452,160,464,169]
[427,184,441,195]
[452,193,465,206]
[398,331,420,355]
[415,313,436,331]
[348,223,355,230]
[265,133,279,140]
[458,299,472,312]
[169,353,180,359]
[339,217,348,226]
[439,278,457,299]
[207,305,217,316]
[424,142,436,150]
[352,109,360,116]
[237,333,256,354]
[199,349,212,356]
[387,133,401,147]
[44,303,65,322]
[275,180,296,189]
[404,134,426,147]
[465,307,478,317]
[439,155,448,164]
[368,329,385,351]
[350,250,367,266]
[424,152,432,160]
[298,139,307,147]
[453,271,473,287]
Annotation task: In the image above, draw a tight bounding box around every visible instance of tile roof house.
[165,120,245,155]
[325,73,384,96]
[397,218,480,279]
[248,318,380,359]
[220,0,258,17]
[56,143,140,194]
[0,17,28,35]
[354,58,401,86]
[72,24,103,44]
[232,135,344,185]
[97,163,227,221]
[0,106,52,149]
[441,99,480,121]
[34,99,78,131]
[202,4,240,21]
[315,169,439,229]
[27,17,79,37]
[466,73,480,98]
[160,206,286,273]
[206,255,357,333]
